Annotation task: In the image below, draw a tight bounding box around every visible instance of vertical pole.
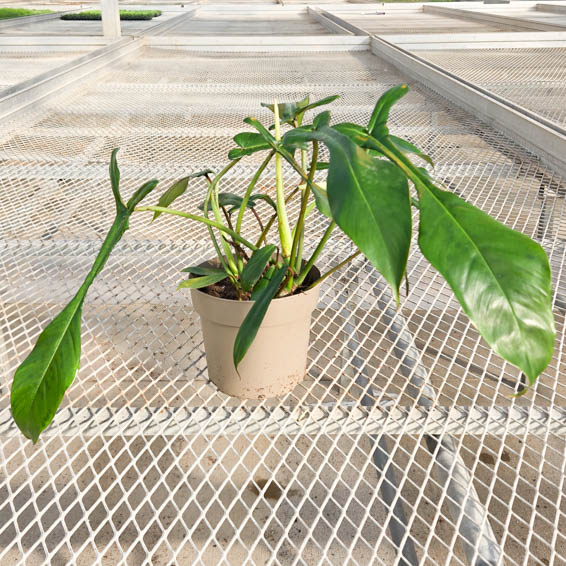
[101,0,121,38]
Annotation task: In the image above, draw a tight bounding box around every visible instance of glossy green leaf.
[233,265,287,370]
[302,95,339,115]
[229,132,271,159]
[417,181,555,384]
[389,135,434,167]
[367,84,408,139]
[109,148,123,210]
[332,123,385,157]
[309,181,332,219]
[262,95,339,127]
[313,111,331,129]
[200,192,277,214]
[10,157,158,443]
[153,169,212,220]
[181,265,226,276]
[178,272,227,289]
[261,96,310,124]
[283,125,412,301]
[240,245,276,292]
[251,265,275,300]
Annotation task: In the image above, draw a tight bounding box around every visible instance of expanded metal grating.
[1,43,565,566]
[415,47,566,130]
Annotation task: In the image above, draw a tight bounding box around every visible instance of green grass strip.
[0,7,52,20]
[61,10,162,21]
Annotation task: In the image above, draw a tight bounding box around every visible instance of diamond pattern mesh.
[414,47,566,129]
[0,44,565,565]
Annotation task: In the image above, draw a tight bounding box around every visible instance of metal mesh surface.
[1,44,566,566]
[0,49,95,92]
[319,9,515,35]
[415,47,566,129]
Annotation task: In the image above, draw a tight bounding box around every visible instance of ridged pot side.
[190,266,320,400]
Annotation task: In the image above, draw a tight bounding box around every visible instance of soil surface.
[199,264,320,300]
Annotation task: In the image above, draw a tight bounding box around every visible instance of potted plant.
[10,85,555,443]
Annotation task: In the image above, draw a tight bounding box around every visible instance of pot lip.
[189,259,321,305]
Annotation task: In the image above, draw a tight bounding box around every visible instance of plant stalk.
[287,141,318,290]
[273,99,293,259]
[307,250,362,290]
[294,220,336,288]
[135,206,258,251]
[236,150,273,235]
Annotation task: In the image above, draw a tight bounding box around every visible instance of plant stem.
[294,220,336,288]
[236,151,273,235]
[250,207,264,232]
[135,206,258,251]
[273,99,293,259]
[287,141,318,290]
[204,160,241,275]
[255,186,300,247]
[307,250,362,290]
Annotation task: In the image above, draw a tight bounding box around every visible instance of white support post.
[101,0,121,38]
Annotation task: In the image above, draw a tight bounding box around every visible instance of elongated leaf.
[389,135,434,167]
[313,111,331,129]
[251,265,276,300]
[181,266,226,276]
[418,182,555,383]
[367,84,408,138]
[233,265,287,369]
[332,123,385,157]
[309,181,332,219]
[153,169,212,220]
[11,162,158,442]
[200,192,277,214]
[283,125,412,301]
[178,272,227,289]
[229,132,271,159]
[241,245,276,292]
[302,95,339,115]
[109,148,123,210]
[261,96,310,124]
[315,162,329,171]
[261,95,338,127]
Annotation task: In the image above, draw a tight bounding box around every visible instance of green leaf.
[153,169,212,220]
[127,180,159,211]
[178,272,227,289]
[283,125,412,301]
[309,181,332,219]
[233,265,287,370]
[109,148,124,211]
[315,162,329,171]
[251,265,275,300]
[200,192,276,214]
[332,123,385,157]
[368,84,409,139]
[229,132,271,159]
[249,193,277,211]
[181,266,226,276]
[389,135,434,167]
[313,111,331,129]
[241,245,276,292]
[261,95,339,128]
[302,95,339,115]
[10,160,158,443]
[417,182,555,384]
[261,96,310,124]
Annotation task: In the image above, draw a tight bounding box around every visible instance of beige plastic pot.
[190,265,320,400]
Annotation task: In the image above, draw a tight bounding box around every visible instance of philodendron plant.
[11,85,555,442]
